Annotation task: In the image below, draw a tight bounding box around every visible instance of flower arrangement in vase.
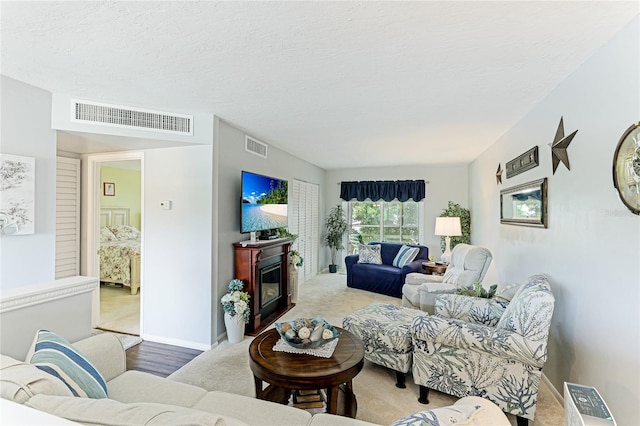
[221,279,250,322]
[290,250,304,270]
[221,279,250,343]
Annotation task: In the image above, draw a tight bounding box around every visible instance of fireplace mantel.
[233,238,294,335]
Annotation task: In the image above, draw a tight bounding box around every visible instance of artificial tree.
[439,201,471,252]
[323,204,348,273]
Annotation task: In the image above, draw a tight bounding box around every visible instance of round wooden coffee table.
[249,327,364,418]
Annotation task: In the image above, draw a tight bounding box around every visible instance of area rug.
[91,329,142,350]
[168,273,564,426]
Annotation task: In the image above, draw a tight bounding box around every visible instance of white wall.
[0,76,56,289]
[142,145,213,349]
[0,276,97,360]
[213,117,326,338]
[469,17,639,423]
[324,164,469,267]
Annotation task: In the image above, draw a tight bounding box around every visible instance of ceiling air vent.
[72,99,193,135]
[245,135,268,159]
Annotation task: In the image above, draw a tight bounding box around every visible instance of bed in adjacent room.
[99,207,141,295]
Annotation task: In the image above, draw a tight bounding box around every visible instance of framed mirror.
[500,178,547,228]
[612,122,640,215]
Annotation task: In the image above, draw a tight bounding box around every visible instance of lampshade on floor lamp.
[435,217,462,264]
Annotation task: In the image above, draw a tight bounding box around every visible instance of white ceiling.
[2,1,638,170]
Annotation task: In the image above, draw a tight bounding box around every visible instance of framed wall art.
[506,146,539,179]
[612,122,640,215]
[0,154,35,235]
[103,182,116,196]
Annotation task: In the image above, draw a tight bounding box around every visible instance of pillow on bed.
[108,225,141,241]
[100,227,118,243]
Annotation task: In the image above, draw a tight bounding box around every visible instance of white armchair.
[402,244,493,314]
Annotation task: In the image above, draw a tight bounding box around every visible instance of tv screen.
[241,171,288,233]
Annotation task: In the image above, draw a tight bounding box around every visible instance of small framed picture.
[103,182,115,196]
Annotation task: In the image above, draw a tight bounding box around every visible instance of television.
[241,171,288,236]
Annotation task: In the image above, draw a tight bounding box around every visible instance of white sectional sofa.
[0,333,510,426]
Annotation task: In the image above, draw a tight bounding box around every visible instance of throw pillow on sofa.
[390,403,480,426]
[25,330,108,399]
[0,355,73,404]
[392,245,420,268]
[358,244,382,264]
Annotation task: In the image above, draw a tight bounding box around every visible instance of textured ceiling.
[2,1,638,169]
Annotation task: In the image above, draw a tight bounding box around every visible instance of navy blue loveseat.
[345,242,429,298]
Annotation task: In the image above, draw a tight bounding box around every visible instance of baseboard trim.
[542,373,564,407]
[141,333,215,351]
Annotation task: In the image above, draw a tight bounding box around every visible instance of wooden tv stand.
[233,238,294,335]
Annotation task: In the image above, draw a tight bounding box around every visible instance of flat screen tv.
[241,171,288,234]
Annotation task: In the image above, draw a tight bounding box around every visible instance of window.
[347,200,422,252]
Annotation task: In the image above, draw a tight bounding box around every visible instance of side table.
[422,261,448,275]
[248,327,364,418]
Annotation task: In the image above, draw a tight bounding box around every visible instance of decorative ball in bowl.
[275,317,341,349]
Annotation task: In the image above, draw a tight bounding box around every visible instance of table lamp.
[434,217,462,264]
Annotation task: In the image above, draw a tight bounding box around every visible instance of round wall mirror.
[612,122,640,215]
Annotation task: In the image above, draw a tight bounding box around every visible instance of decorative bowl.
[275,317,341,349]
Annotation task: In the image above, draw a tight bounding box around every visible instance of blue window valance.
[340,180,425,202]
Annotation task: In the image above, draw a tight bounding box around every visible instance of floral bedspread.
[100,239,140,285]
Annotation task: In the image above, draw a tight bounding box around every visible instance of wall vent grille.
[72,100,193,135]
[245,136,268,159]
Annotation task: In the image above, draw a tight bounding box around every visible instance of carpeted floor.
[98,284,140,335]
[168,272,564,425]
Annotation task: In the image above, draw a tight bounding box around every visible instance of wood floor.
[126,340,202,378]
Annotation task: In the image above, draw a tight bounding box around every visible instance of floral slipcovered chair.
[410,274,555,426]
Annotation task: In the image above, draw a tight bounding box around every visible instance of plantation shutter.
[291,179,319,282]
[55,157,81,279]
[305,182,319,279]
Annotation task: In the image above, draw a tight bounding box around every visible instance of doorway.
[85,152,144,337]
[96,159,142,335]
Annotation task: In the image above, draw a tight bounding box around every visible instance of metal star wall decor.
[496,163,503,184]
[550,117,578,174]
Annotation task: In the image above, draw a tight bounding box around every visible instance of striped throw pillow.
[392,245,420,268]
[26,330,108,399]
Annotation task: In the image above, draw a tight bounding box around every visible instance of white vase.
[224,312,245,344]
[290,268,300,304]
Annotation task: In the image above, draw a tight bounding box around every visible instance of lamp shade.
[434,217,462,237]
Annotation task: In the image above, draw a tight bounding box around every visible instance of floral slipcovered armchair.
[410,274,555,426]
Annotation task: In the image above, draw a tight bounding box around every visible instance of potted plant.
[220,279,250,344]
[323,205,348,273]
